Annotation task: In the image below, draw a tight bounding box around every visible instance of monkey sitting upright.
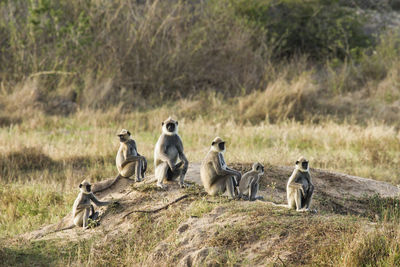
[116,129,147,182]
[238,162,264,201]
[73,180,111,229]
[200,137,242,199]
[154,117,189,189]
[285,156,314,212]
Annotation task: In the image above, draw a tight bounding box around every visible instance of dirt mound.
[23,163,400,265]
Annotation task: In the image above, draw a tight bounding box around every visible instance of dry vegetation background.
[1,0,400,266]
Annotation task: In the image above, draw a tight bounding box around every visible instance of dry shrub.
[0,116,22,128]
[0,0,268,109]
[3,77,77,117]
[0,147,55,179]
[374,61,400,103]
[238,73,318,124]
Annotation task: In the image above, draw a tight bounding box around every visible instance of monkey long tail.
[256,201,289,208]
[92,174,123,193]
[122,194,189,218]
[33,224,75,239]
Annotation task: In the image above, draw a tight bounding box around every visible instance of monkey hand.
[179,181,191,188]
[168,161,175,171]
[157,182,168,190]
[300,187,305,197]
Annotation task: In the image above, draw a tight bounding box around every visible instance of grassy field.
[1,0,400,265]
[0,104,399,235]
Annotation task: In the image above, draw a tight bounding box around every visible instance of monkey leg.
[249,181,262,201]
[166,161,184,181]
[225,176,236,199]
[135,157,142,182]
[207,175,227,196]
[155,162,169,189]
[73,211,84,227]
[141,157,147,179]
[89,205,99,221]
[178,160,189,188]
[82,207,91,229]
[303,185,314,210]
[294,189,306,212]
[287,189,297,210]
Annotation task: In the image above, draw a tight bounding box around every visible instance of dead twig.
[277,255,286,267]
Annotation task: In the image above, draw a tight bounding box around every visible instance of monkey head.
[79,180,92,194]
[162,117,178,135]
[211,137,226,153]
[296,156,309,172]
[252,162,264,175]
[117,129,131,143]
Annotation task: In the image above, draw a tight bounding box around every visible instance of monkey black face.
[296,159,309,170]
[162,118,178,134]
[257,165,264,173]
[117,130,131,142]
[218,142,225,151]
[79,183,92,192]
[166,122,176,133]
[118,134,128,142]
[302,161,308,170]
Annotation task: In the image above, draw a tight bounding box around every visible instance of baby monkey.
[73,180,111,229]
[238,162,264,201]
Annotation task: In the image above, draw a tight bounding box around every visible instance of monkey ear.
[127,131,131,136]
[212,141,215,146]
[295,160,299,165]
[176,121,178,125]
[79,184,82,188]
[162,122,164,126]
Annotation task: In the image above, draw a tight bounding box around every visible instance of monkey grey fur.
[116,129,147,182]
[154,117,189,189]
[239,162,264,201]
[200,137,242,199]
[73,180,111,228]
[285,156,315,212]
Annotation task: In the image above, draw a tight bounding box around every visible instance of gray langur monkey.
[90,129,147,193]
[72,180,111,229]
[285,156,314,212]
[116,129,147,182]
[154,117,189,189]
[200,137,242,199]
[238,162,264,201]
[36,180,115,237]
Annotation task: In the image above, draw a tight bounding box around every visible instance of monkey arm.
[288,182,305,196]
[158,145,174,169]
[213,154,240,178]
[225,166,242,179]
[76,203,91,211]
[177,143,189,173]
[89,193,110,206]
[121,155,144,168]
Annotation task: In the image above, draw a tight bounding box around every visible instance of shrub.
[230,0,371,60]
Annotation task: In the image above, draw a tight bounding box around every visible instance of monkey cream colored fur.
[154,117,189,189]
[238,162,264,201]
[116,129,147,182]
[285,156,314,212]
[200,137,242,199]
[73,180,110,228]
